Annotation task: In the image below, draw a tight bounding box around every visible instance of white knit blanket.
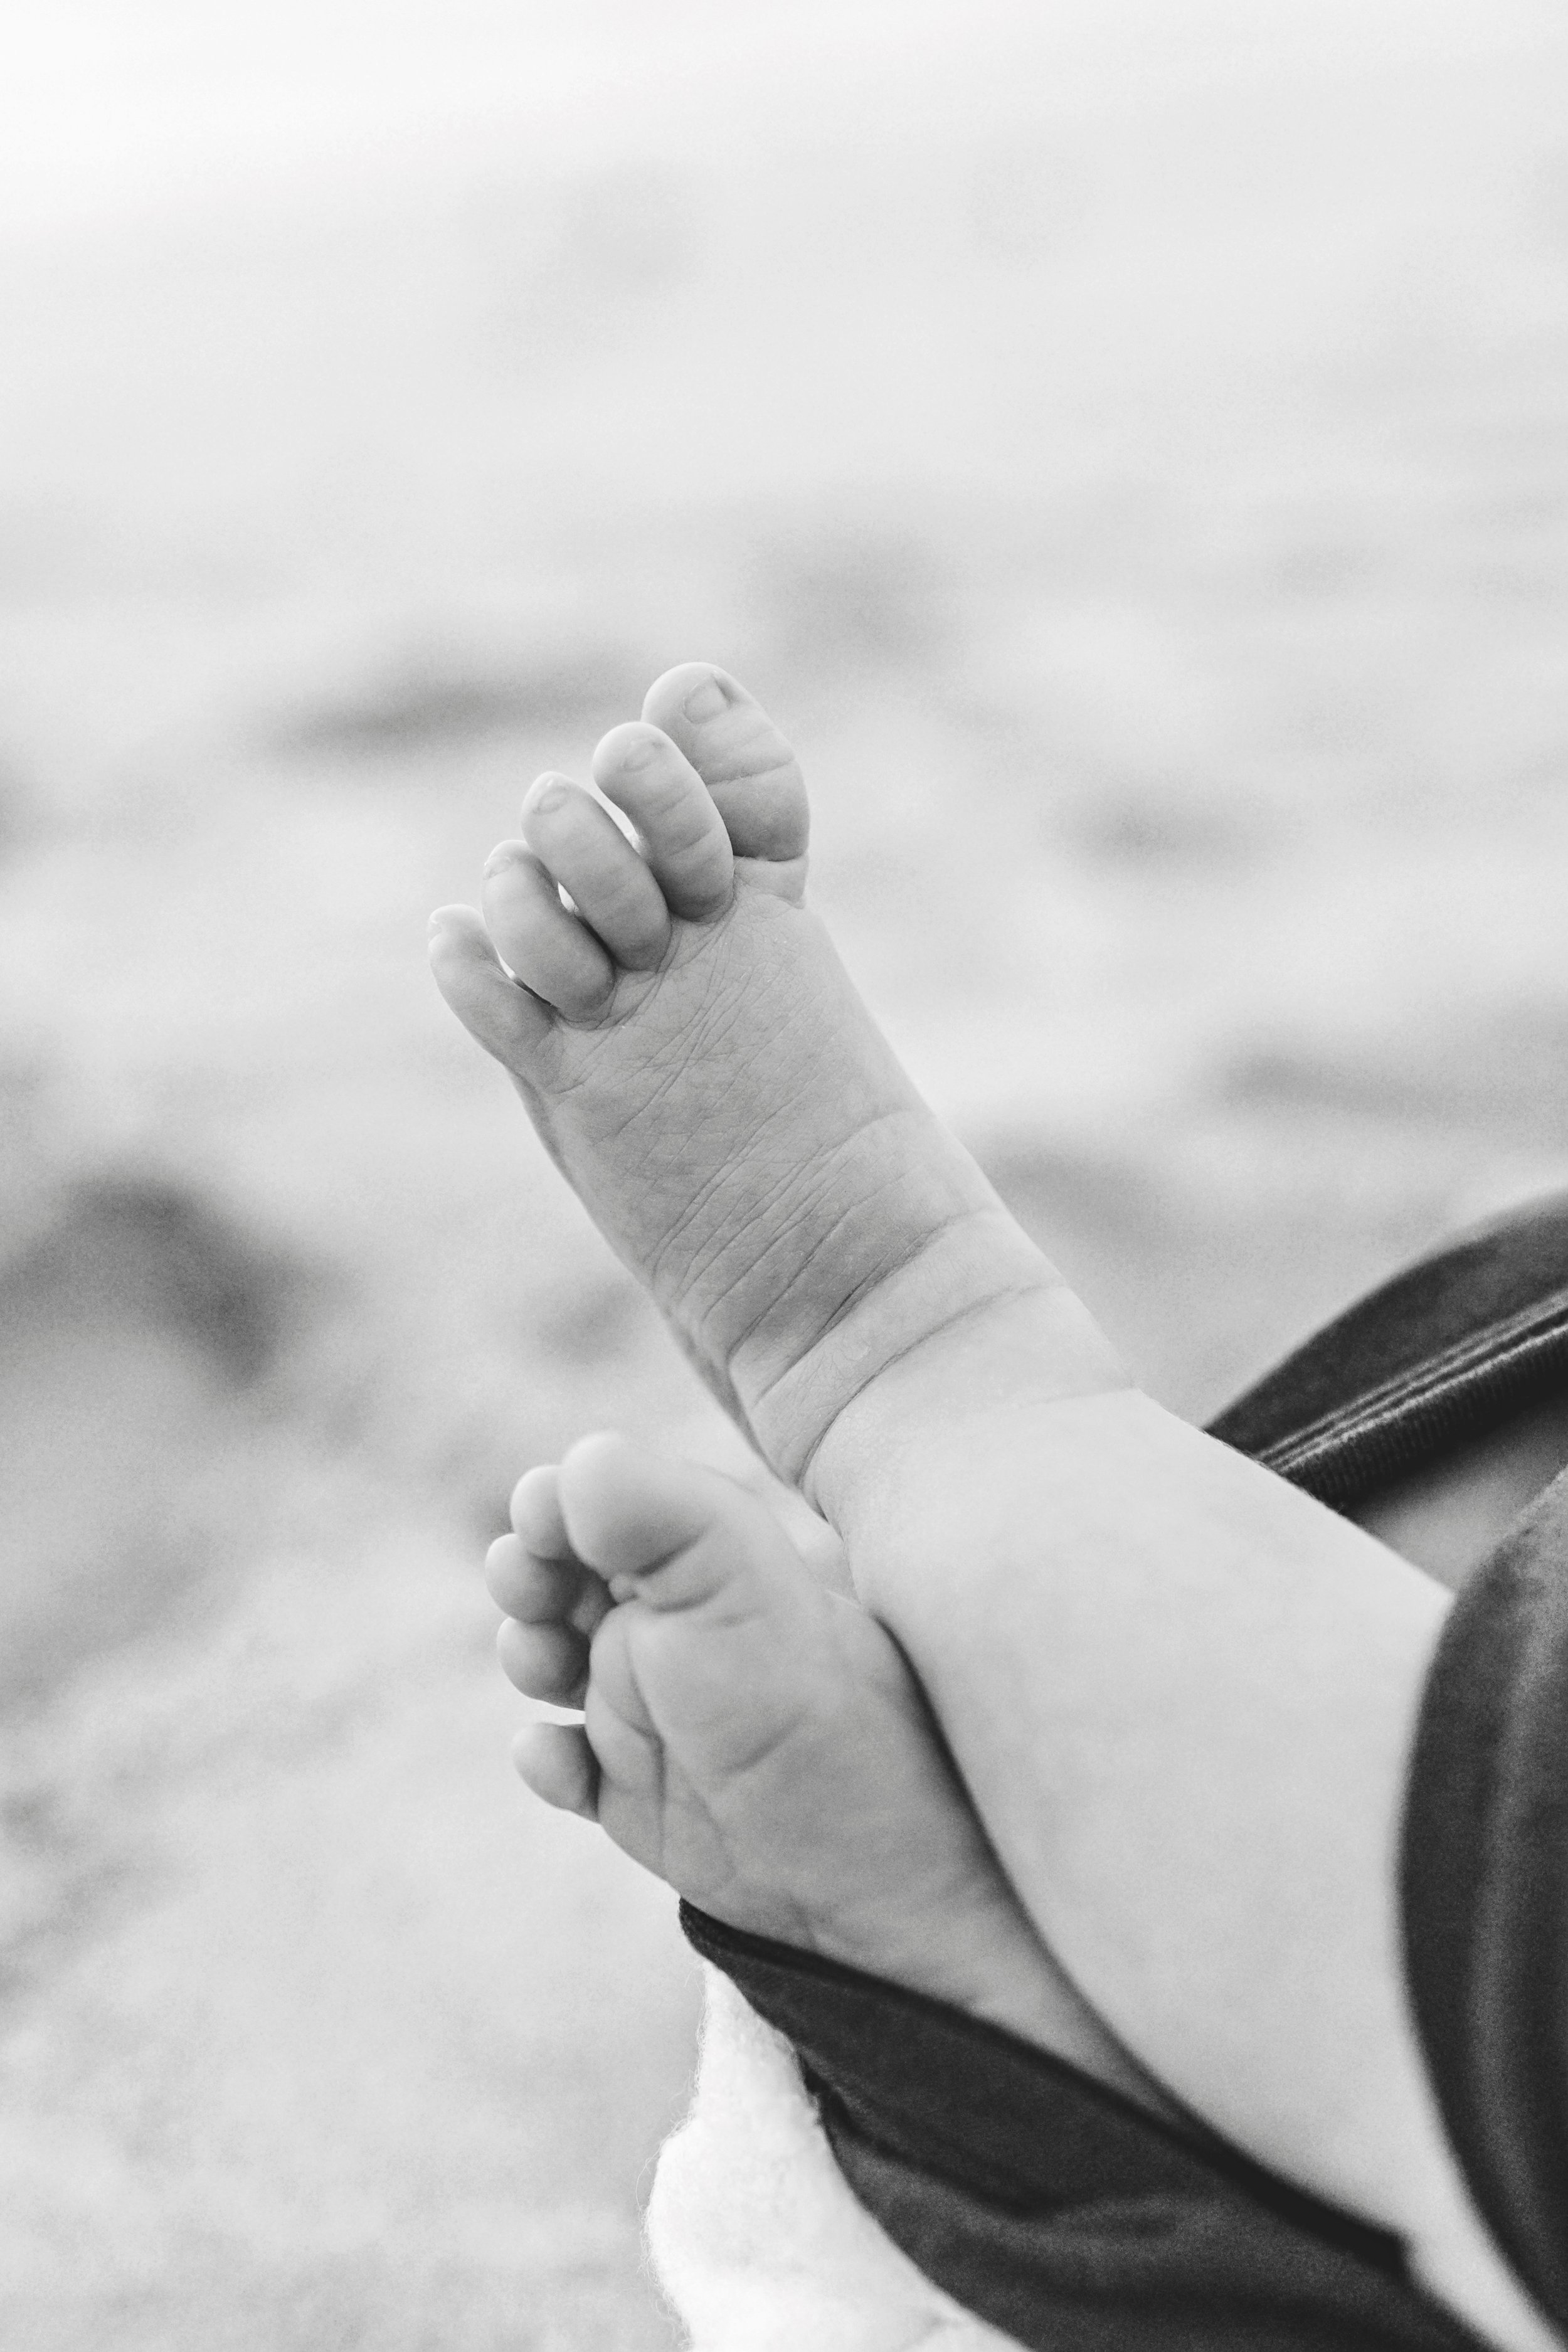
[645,1963,1022,2351]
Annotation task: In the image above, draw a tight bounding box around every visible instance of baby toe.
[520,773,671,970]
[497,1616,589,1707]
[484,1533,585,1624]
[640,664,809,867]
[481,842,615,1020]
[509,1463,569,1557]
[591,723,734,923]
[512,1721,600,1819]
[428,906,554,1070]
[558,1432,796,1620]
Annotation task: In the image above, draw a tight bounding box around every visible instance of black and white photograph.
[4,5,1568,2348]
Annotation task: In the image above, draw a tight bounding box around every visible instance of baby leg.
[433,667,1544,2346]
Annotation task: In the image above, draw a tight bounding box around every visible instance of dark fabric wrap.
[681,1904,1474,2349]
[1401,1471,1568,2329]
[681,1187,1568,2346]
[1207,1191,1568,1510]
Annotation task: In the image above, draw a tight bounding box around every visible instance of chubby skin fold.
[431,663,1560,2352]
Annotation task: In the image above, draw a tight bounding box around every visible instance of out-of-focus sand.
[2,6,1567,2344]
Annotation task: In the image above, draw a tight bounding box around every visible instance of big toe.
[640,664,809,867]
[557,1434,797,1620]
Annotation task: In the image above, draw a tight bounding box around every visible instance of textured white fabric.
[645,1962,1021,2351]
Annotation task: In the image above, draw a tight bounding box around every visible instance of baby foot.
[429,663,1125,1492]
[485,1429,1175,2114]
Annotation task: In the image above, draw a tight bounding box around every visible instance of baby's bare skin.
[484,1430,1174,2116]
[432,667,1554,2352]
[430,664,1120,1479]
[433,663,1153,2100]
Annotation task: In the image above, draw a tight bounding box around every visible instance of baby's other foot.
[484,1433,1175,2116]
[430,664,1123,1488]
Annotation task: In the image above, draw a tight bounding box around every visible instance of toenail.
[682,676,728,723]
[616,733,659,770]
[482,842,529,879]
[527,775,571,814]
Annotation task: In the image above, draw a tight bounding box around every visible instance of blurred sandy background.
[2,3,1567,2344]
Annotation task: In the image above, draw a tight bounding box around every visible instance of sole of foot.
[428,661,1126,1503]
[485,1430,1175,2113]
